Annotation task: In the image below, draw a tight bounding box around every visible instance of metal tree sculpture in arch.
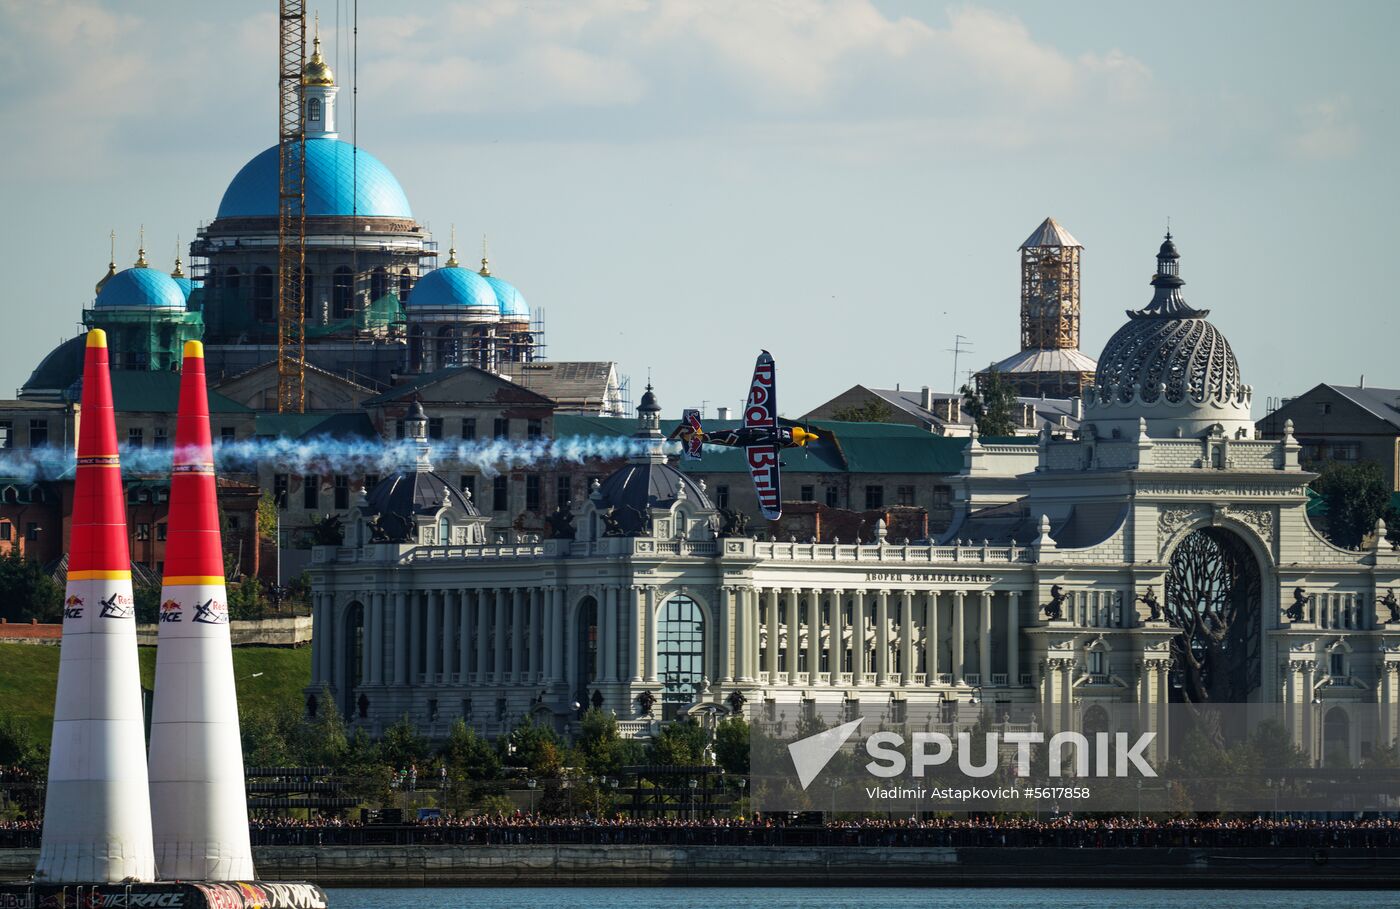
[1163,527,1262,703]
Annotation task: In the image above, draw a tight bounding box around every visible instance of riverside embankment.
[3,845,1399,888]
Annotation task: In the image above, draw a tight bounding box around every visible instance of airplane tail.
[680,408,704,461]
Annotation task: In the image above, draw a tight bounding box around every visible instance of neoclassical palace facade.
[308,236,1400,764]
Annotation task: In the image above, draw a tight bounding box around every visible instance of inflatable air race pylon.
[35,328,157,882]
[148,340,255,881]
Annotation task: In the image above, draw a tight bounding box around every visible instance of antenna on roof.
[947,334,972,390]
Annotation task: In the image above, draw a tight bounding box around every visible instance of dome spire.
[445,224,459,267]
[170,237,185,279]
[1127,229,1208,320]
[96,229,117,295]
[479,234,491,276]
[134,224,148,268]
[301,16,338,139]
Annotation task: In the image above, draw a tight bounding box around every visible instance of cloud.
[1289,96,1360,160]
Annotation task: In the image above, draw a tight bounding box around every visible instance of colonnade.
[310,585,1030,700]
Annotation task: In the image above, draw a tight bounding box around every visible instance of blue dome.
[407,267,499,313]
[484,274,529,319]
[94,268,187,310]
[172,276,193,299]
[216,138,413,219]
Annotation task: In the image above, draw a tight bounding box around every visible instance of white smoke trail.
[0,435,674,483]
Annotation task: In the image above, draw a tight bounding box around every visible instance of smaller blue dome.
[95,268,187,310]
[484,274,529,319]
[407,266,499,314]
[172,276,193,299]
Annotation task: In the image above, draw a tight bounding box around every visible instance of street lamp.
[527,778,537,815]
[1312,696,1323,768]
[688,778,699,820]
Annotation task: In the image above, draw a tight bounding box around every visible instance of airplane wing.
[680,408,704,461]
[747,442,782,520]
[744,351,781,519]
[744,350,777,430]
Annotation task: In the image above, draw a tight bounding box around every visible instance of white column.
[311,594,326,684]
[806,589,821,685]
[510,588,525,685]
[631,586,645,684]
[729,587,745,683]
[424,590,440,683]
[924,591,938,686]
[392,592,407,685]
[359,594,372,687]
[852,590,867,685]
[476,589,490,684]
[786,588,800,681]
[900,590,914,685]
[979,591,993,684]
[954,590,966,685]
[524,588,538,684]
[549,587,565,686]
[458,590,472,683]
[368,593,383,685]
[875,590,889,685]
[765,588,779,682]
[828,589,843,685]
[408,591,421,683]
[1007,591,1021,686]
[492,589,506,685]
[719,586,735,684]
[645,587,658,683]
[441,589,455,682]
[602,588,618,680]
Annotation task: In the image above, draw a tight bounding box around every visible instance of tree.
[0,547,62,623]
[226,574,265,620]
[1311,460,1391,549]
[829,398,894,423]
[379,715,430,772]
[505,717,564,777]
[961,369,1018,438]
[1163,529,1261,703]
[713,716,750,775]
[650,719,708,765]
[574,708,622,776]
[442,718,501,781]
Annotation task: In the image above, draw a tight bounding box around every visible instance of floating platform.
[0,881,326,909]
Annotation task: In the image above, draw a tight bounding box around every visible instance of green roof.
[110,372,252,414]
[255,411,376,439]
[550,415,968,476]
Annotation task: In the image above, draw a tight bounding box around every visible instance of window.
[438,517,451,544]
[332,266,353,320]
[1318,402,1332,416]
[493,417,509,439]
[153,427,168,450]
[657,596,705,719]
[395,420,405,440]
[135,523,151,542]
[459,475,476,503]
[844,697,864,722]
[303,475,319,509]
[28,420,48,448]
[556,475,572,508]
[253,266,275,323]
[527,418,543,440]
[825,485,839,507]
[220,426,236,443]
[525,474,541,512]
[1330,651,1346,678]
[25,523,38,542]
[307,96,322,122]
[364,474,379,495]
[492,475,508,511]
[427,417,443,440]
[0,421,10,449]
[716,484,730,510]
[334,474,350,510]
[896,485,915,506]
[932,486,951,509]
[865,485,884,509]
[462,418,477,439]
[399,269,413,303]
[156,523,167,542]
[370,266,388,301]
[127,428,144,449]
[800,485,815,502]
[0,523,10,541]
[1331,442,1360,462]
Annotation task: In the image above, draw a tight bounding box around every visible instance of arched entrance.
[1163,527,1263,703]
[1323,706,1350,767]
[574,596,598,706]
[342,601,365,717]
[658,595,705,720]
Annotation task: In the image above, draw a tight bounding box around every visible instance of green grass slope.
[0,643,311,741]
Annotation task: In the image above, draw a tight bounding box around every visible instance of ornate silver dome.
[1086,234,1252,437]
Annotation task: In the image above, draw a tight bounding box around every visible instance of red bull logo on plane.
[64,595,84,619]
[159,599,183,623]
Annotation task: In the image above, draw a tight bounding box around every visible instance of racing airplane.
[672,350,818,520]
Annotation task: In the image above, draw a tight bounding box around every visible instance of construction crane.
[276,0,307,413]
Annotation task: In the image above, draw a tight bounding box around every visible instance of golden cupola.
[302,35,335,86]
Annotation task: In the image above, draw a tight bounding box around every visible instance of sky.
[0,0,1395,417]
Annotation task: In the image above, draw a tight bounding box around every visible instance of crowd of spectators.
[4,813,1400,850]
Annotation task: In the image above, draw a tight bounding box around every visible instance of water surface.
[328,887,1400,909]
